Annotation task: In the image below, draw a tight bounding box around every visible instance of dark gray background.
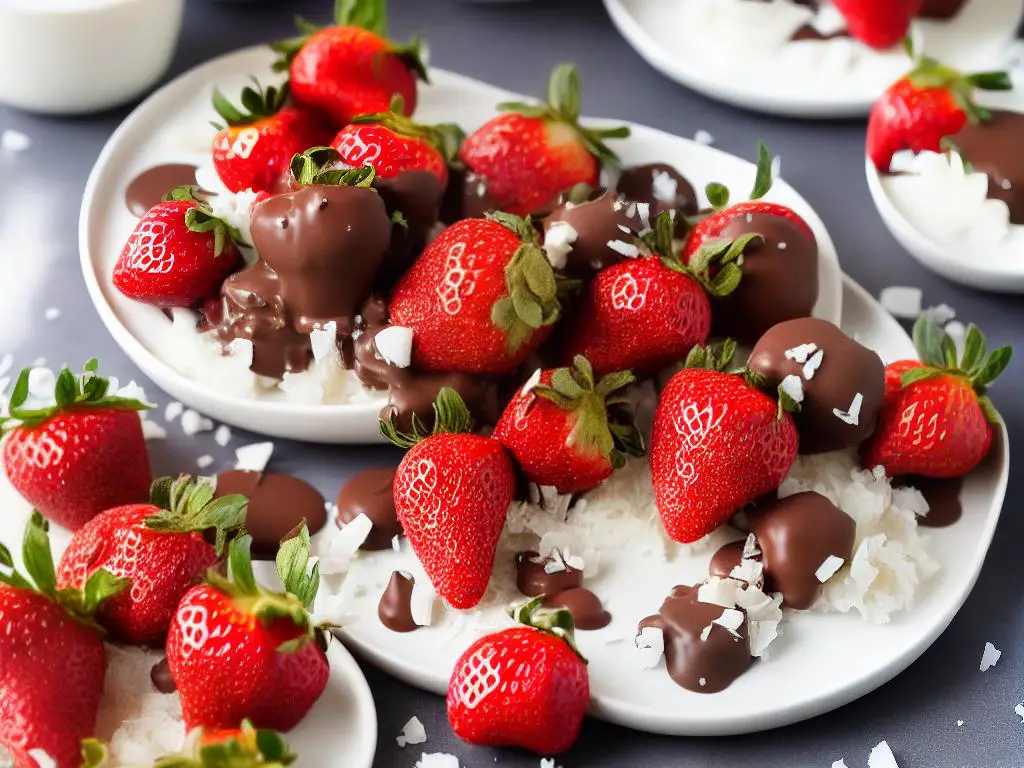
[0,1,1021,765]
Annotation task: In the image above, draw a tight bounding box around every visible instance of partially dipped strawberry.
[460,64,629,216]
[272,0,427,128]
[448,597,589,755]
[113,187,243,309]
[389,213,562,374]
[1,513,127,768]
[649,343,799,543]
[867,48,1012,171]
[56,475,247,646]
[382,388,515,609]
[1,360,151,531]
[862,315,1011,478]
[167,527,330,732]
[493,356,644,494]
[212,80,330,195]
[333,95,464,185]
[830,0,921,49]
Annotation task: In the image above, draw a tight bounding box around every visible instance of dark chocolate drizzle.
[896,475,964,528]
[150,656,176,694]
[335,467,402,550]
[515,550,584,597]
[374,171,445,290]
[378,571,418,632]
[125,164,198,217]
[544,587,611,630]
[950,110,1024,225]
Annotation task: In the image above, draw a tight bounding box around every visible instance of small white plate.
[334,275,1009,737]
[866,73,1024,292]
[0,471,378,768]
[79,46,843,444]
[604,0,1024,118]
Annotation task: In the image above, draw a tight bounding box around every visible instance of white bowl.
[0,0,184,114]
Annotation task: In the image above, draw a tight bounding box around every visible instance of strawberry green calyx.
[289,147,378,187]
[487,211,562,352]
[646,211,744,298]
[152,720,296,768]
[534,355,645,469]
[145,476,248,556]
[497,63,630,167]
[80,739,107,768]
[508,595,587,663]
[380,387,475,449]
[684,340,739,373]
[352,95,466,164]
[0,511,128,632]
[901,39,1012,124]
[211,78,289,130]
[0,358,149,434]
[904,314,1012,424]
[164,185,246,256]
[705,141,774,212]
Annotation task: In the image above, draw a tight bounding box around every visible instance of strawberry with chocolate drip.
[649,342,800,543]
[493,355,645,494]
[460,64,630,216]
[272,0,427,128]
[862,315,1011,478]
[211,79,331,196]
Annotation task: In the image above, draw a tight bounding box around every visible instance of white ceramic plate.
[604,0,1024,118]
[0,470,378,768]
[334,275,1009,737]
[79,46,843,444]
[866,72,1024,292]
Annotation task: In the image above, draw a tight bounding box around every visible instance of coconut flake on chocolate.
[374,326,414,368]
[784,342,817,363]
[410,580,438,627]
[635,626,665,669]
[543,221,578,269]
[607,240,639,257]
[779,374,804,404]
[832,392,863,425]
[815,555,845,582]
[802,349,824,379]
[651,170,679,203]
[310,321,339,362]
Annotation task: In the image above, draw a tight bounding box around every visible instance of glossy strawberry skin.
[112,201,241,309]
[290,26,416,128]
[461,114,598,216]
[561,258,712,377]
[332,123,448,184]
[831,0,921,49]
[867,79,966,171]
[650,370,799,543]
[213,107,330,195]
[56,504,216,646]
[861,360,993,477]
[0,585,106,768]
[683,201,814,264]
[394,434,515,609]
[389,219,547,374]
[448,626,589,754]
[166,585,329,732]
[3,407,151,531]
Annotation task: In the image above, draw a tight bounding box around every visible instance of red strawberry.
[211,80,330,195]
[272,0,427,128]
[2,360,151,532]
[1,513,126,768]
[113,188,243,309]
[382,389,515,609]
[862,316,1011,477]
[649,344,799,543]
[493,356,644,494]
[460,64,629,216]
[332,96,463,185]
[56,475,247,646]
[448,598,589,754]
[866,51,1013,171]
[389,213,562,375]
[166,527,330,732]
[830,0,921,49]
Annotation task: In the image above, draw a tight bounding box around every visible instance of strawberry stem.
[289,147,378,188]
[350,95,466,163]
[684,340,738,373]
[379,387,474,449]
[508,596,587,663]
[211,78,288,130]
[145,476,248,556]
[905,53,1012,125]
[704,141,775,211]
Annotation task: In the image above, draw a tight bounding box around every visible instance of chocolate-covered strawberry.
[541,188,647,278]
[461,64,629,216]
[389,213,562,375]
[493,356,644,494]
[615,162,699,225]
[748,317,885,453]
[381,389,515,609]
[683,144,819,344]
[650,343,799,543]
[862,315,1011,478]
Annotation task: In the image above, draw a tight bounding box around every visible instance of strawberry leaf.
[351,96,464,159]
[974,346,1012,387]
[335,0,388,37]
[965,71,1013,91]
[749,141,774,200]
[509,596,587,663]
[705,182,730,211]
[225,534,260,597]
[379,387,474,448]
[22,510,57,597]
[911,314,947,367]
[899,366,944,387]
[80,739,107,768]
[212,79,289,128]
[959,324,987,374]
[276,524,319,610]
[977,395,1002,425]
[77,568,131,615]
[145,475,248,556]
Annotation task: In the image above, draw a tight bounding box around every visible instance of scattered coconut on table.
[980,641,1001,672]
[396,715,427,747]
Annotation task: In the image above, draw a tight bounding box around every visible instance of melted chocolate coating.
[896,476,964,527]
[542,190,646,277]
[125,164,198,217]
[639,585,751,693]
[708,540,747,579]
[378,571,418,632]
[515,551,584,597]
[917,0,967,18]
[748,317,884,453]
[711,213,819,343]
[214,471,326,560]
[615,163,699,225]
[545,587,611,630]
[441,169,503,224]
[951,110,1024,225]
[375,171,445,289]
[150,656,176,694]
[745,492,855,610]
[336,467,402,550]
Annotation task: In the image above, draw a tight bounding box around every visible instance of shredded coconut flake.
[234,441,273,472]
[651,170,678,204]
[411,580,438,627]
[310,321,338,363]
[396,716,427,747]
[980,641,1001,672]
[1,129,30,153]
[196,455,214,469]
[635,626,665,669]
[214,424,232,446]
[141,420,167,441]
[180,409,213,435]
[879,286,923,319]
[784,343,817,364]
[780,374,804,404]
[375,326,414,368]
[868,740,900,768]
[833,392,864,425]
[607,239,640,258]
[694,129,714,145]
[521,368,542,396]
[1015,702,1024,723]
[802,349,824,379]
[543,221,578,269]
[416,754,459,768]
[44,308,60,321]
[164,401,183,422]
[815,555,845,583]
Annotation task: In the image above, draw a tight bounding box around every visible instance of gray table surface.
[1,1,1022,766]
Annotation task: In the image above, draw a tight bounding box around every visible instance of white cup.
[0,0,185,114]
